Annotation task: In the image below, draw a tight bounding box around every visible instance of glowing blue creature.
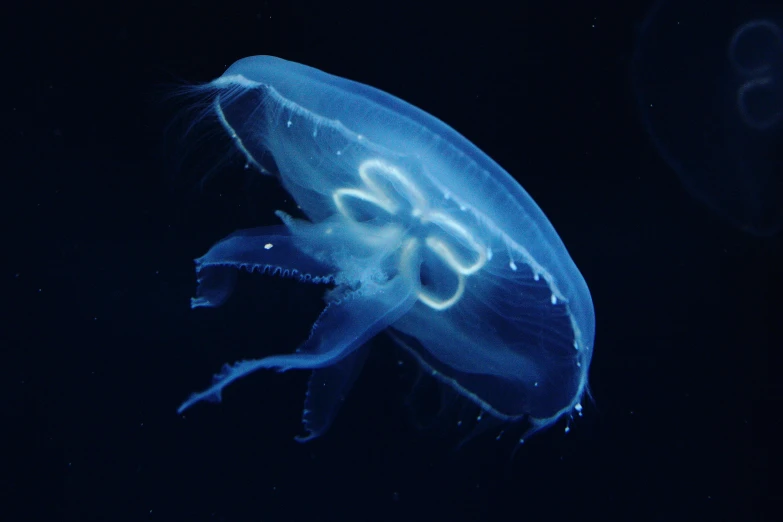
[177,56,595,443]
[633,0,783,236]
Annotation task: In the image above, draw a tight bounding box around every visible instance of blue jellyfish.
[633,0,783,236]
[177,56,595,443]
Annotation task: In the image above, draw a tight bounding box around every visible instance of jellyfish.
[633,0,783,236]
[176,56,595,443]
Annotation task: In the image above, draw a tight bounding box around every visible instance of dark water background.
[5,0,777,520]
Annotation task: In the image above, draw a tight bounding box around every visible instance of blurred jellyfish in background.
[633,0,783,236]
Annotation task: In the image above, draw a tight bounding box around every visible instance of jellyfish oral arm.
[189,225,336,309]
[178,225,419,415]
